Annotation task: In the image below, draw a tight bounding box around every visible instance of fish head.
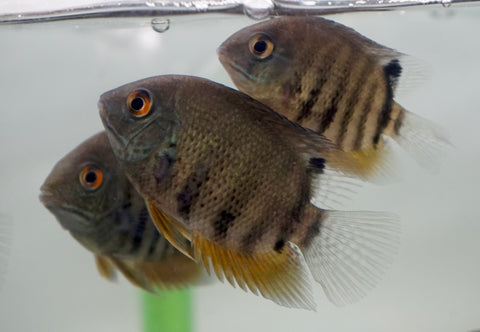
[39,132,130,240]
[98,76,180,164]
[217,18,297,104]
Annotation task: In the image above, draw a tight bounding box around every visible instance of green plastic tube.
[141,289,192,332]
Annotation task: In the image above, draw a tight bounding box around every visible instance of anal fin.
[146,200,194,260]
[108,254,204,292]
[192,234,316,310]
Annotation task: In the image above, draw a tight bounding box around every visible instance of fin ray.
[192,234,316,310]
[146,200,194,259]
[302,210,400,306]
[394,108,451,170]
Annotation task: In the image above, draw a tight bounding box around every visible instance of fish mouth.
[98,100,127,147]
[223,60,258,84]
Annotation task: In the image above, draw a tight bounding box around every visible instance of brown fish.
[39,132,204,291]
[218,16,449,177]
[99,75,399,310]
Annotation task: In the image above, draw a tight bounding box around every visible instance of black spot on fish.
[308,157,325,174]
[176,165,208,220]
[384,59,402,87]
[273,238,285,253]
[213,210,236,240]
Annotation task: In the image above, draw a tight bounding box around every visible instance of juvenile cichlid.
[218,16,449,177]
[99,75,399,310]
[39,132,203,291]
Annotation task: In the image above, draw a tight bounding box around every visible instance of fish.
[98,75,399,310]
[217,16,449,177]
[39,131,204,292]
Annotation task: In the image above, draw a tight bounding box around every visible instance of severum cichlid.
[99,75,399,310]
[39,132,203,291]
[218,16,449,177]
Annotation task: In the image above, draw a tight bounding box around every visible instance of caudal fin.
[393,105,451,170]
[300,208,400,306]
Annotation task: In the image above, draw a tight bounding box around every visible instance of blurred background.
[0,2,479,331]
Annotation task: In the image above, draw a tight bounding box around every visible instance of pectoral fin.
[95,255,117,281]
[146,200,194,260]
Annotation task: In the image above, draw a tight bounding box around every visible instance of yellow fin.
[146,200,194,259]
[348,140,394,180]
[95,255,117,281]
[108,254,203,292]
[192,234,316,310]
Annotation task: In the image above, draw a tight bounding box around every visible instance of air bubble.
[441,0,452,7]
[151,18,170,33]
[243,0,273,20]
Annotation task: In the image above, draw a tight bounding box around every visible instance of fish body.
[40,132,203,291]
[99,75,399,309]
[218,16,448,176]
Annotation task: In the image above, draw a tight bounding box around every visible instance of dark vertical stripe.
[295,87,321,123]
[353,84,377,151]
[314,46,354,134]
[294,45,339,124]
[372,66,395,146]
[336,60,372,148]
[131,206,149,254]
[273,172,312,253]
[176,165,208,220]
[316,102,339,133]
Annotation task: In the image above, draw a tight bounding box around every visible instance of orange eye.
[127,89,152,118]
[79,166,103,190]
[248,34,274,59]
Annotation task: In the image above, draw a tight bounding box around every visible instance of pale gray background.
[0,5,479,332]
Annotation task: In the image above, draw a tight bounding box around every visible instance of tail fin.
[300,208,400,306]
[393,105,451,170]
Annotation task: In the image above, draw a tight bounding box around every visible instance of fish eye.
[127,89,152,118]
[248,34,274,59]
[79,165,103,190]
